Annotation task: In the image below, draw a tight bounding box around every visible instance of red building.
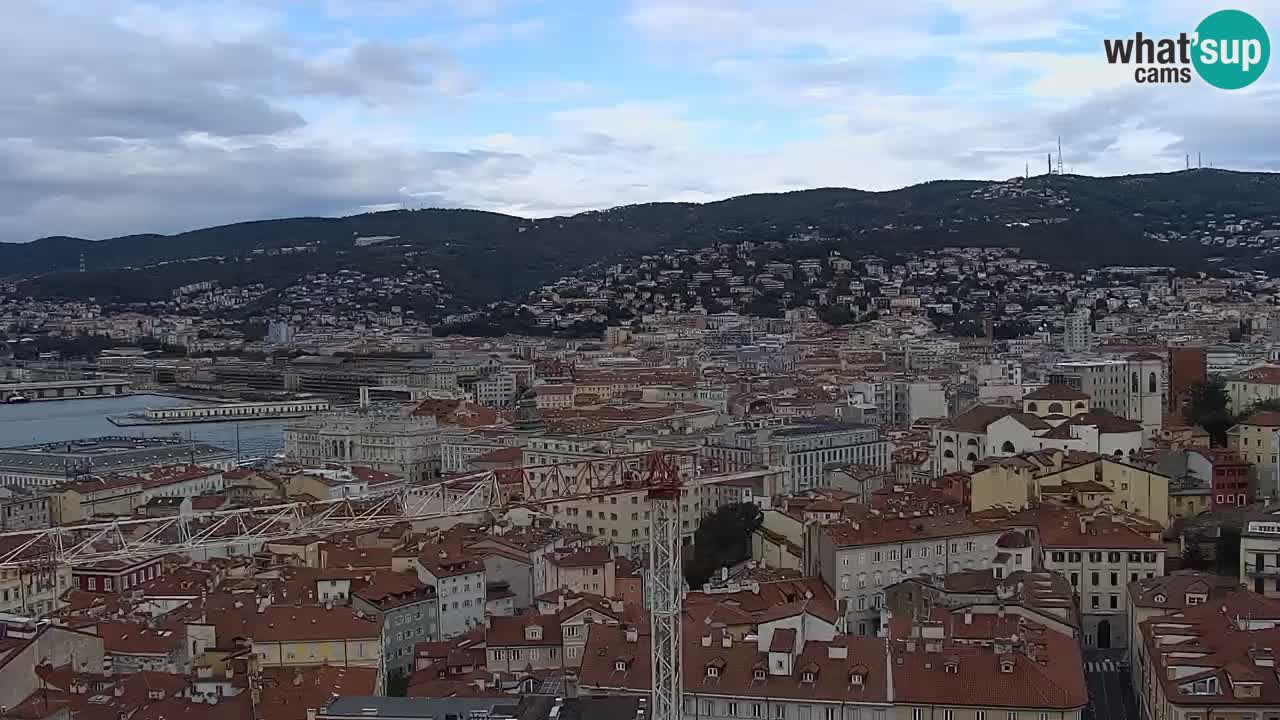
[1206,448,1252,508]
[73,556,164,594]
[1169,346,1207,411]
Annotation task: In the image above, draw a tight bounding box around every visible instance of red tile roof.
[486,614,563,647]
[580,623,889,703]
[253,605,382,642]
[258,665,377,720]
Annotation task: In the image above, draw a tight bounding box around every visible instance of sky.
[3,0,1280,242]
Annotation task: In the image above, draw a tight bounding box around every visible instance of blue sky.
[2,0,1279,241]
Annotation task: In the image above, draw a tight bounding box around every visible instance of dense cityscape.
[7,171,1280,720]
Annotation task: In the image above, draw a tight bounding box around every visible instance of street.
[1083,650,1140,720]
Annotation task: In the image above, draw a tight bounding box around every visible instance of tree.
[386,669,410,697]
[1249,398,1280,414]
[1215,526,1241,576]
[683,502,764,589]
[1180,540,1208,571]
[1185,378,1237,446]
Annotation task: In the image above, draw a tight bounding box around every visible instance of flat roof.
[0,436,232,473]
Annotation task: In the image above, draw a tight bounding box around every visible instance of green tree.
[683,502,764,589]
[1185,378,1237,446]
[1215,526,1241,576]
[386,669,410,697]
[1180,540,1208,571]
[1248,398,1280,414]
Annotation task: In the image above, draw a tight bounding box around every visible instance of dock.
[1,378,131,403]
[107,399,331,426]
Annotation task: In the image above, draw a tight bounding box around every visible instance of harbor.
[107,398,331,426]
[0,393,287,459]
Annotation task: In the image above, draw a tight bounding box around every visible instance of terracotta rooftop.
[580,623,889,703]
[253,605,382,643]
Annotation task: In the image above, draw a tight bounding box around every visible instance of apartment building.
[1226,364,1280,412]
[1123,571,1238,676]
[98,620,186,674]
[526,436,708,552]
[1134,592,1280,720]
[351,571,440,676]
[467,528,581,608]
[403,545,486,638]
[0,487,50,531]
[1240,511,1280,597]
[544,546,616,598]
[485,615,565,674]
[251,605,384,671]
[1040,511,1165,649]
[968,451,1171,526]
[579,609,1086,720]
[704,422,889,494]
[1229,411,1280,498]
[52,466,225,524]
[807,513,1019,637]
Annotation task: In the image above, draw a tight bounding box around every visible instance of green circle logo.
[1193,9,1270,89]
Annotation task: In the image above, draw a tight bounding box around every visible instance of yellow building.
[1169,487,1211,519]
[1037,458,1170,527]
[1022,384,1092,417]
[969,451,1170,526]
[969,456,1041,511]
[250,605,383,674]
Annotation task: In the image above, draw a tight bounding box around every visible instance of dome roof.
[996,530,1031,549]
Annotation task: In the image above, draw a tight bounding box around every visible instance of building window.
[775,706,786,720]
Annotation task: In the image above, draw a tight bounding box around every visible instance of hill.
[9,169,1280,311]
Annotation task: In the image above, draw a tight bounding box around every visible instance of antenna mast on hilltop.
[1057,137,1064,175]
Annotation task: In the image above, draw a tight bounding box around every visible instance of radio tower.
[79,253,86,273]
[1057,137,1064,175]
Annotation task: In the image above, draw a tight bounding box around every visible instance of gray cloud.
[0,135,532,240]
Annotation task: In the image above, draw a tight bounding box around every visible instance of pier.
[1,379,131,402]
[107,399,331,426]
